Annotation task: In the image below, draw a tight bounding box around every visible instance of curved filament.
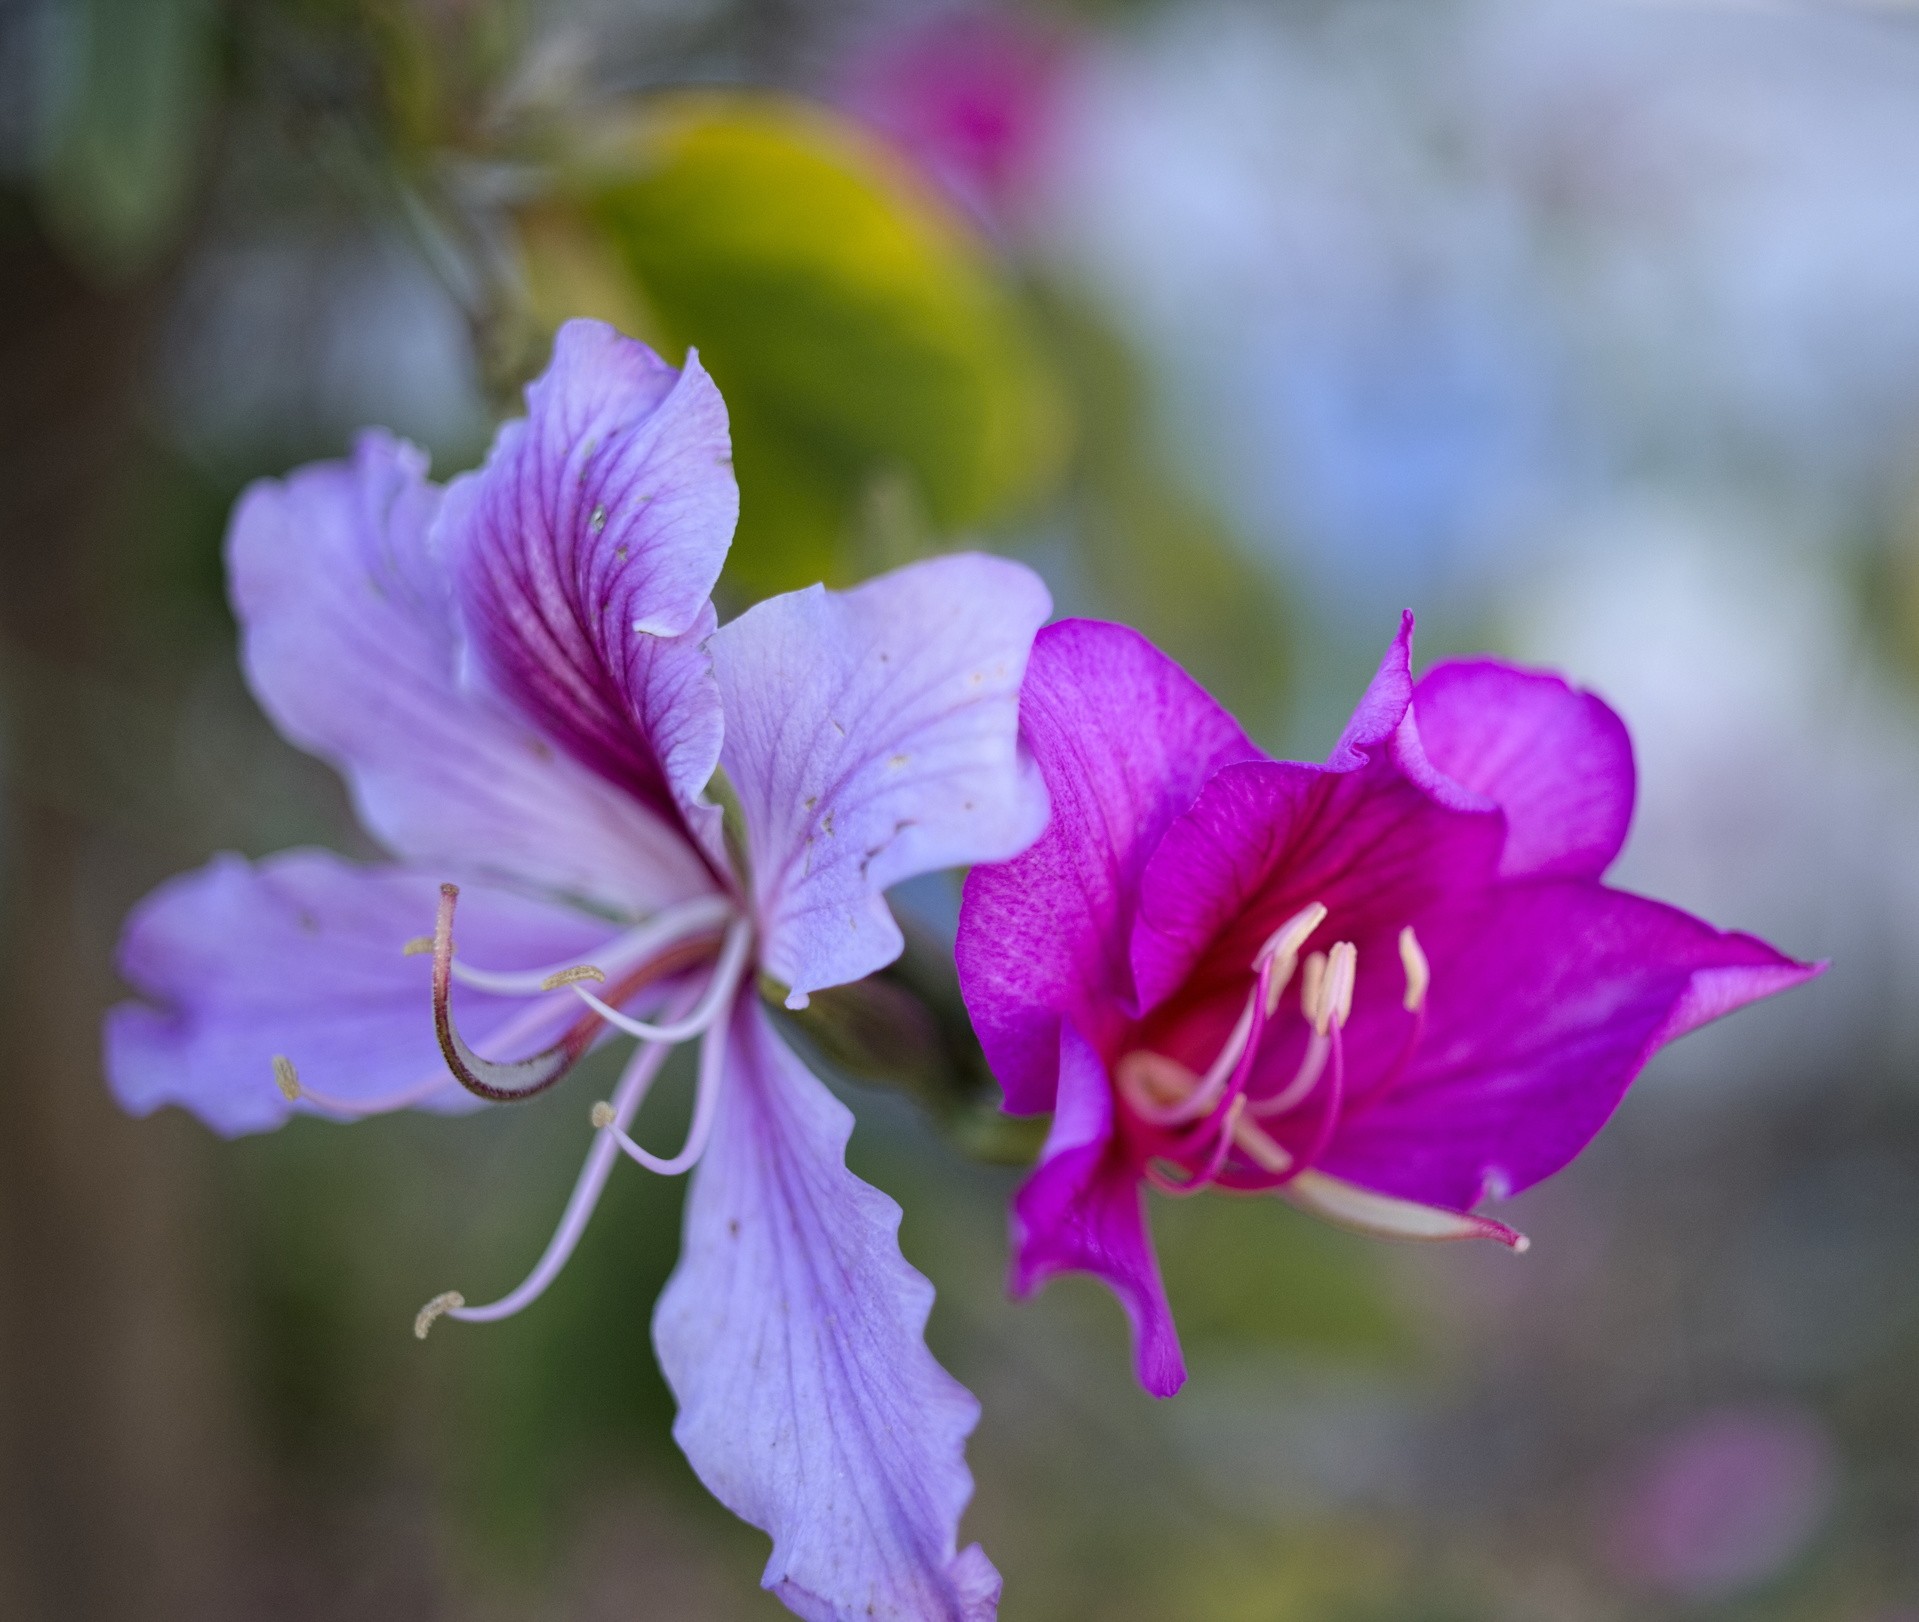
[431,883,723,1105]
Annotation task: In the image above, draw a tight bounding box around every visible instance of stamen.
[1399,925,1430,1013]
[272,1055,302,1102]
[1315,941,1357,1038]
[539,965,606,991]
[1280,1168,1529,1251]
[403,936,434,957]
[416,1027,684,1333]
[434,885,593,1102]
[1255,902,1328,1014]
[1255,901,1328,971]
[1233,1112,1295,1175]
[430,886,729,1105]
[1252,1030,1328,1117]
[1116,1050,1203,1124]
[589,1101,617,1130]
[445,894,733,997]
[1143,1097,1246,1197]
[571,917,753,1044]
[1299,952,1327,1028]
[414,1291,465,1339]
[604,992,737,1177]
[1287,999,1348,1175]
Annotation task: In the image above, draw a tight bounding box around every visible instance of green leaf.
[35,0,218,280]
[564,93,1069,597]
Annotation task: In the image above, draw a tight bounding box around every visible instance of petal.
[105,850,618,1136]
[230,429,707,914]
[654,997,998,1622]
[1412,658,1636,879]
[1329,609,1416,767]
[1318,881,1823,1211]
[712,554,1051,1006]
[445,319,737,828]
[1129,755,1505,1019]
[1009,1023,1184,1397]
[957,620,1259,1114]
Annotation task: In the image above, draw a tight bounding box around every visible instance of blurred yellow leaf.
[556,92,1068,596]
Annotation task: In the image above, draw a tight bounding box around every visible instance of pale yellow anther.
[271,1054,302,1102]
[1255,902,1328,971]
[413,1291,464,1340]
[1320,941,1357,1036]
[1398,925,1430,1013]
[1116,1050,1201,1109]
[402,935,434,957]
[539,964,607,991]
[1257,901,1328,1015]
[590,1101,617,1130]
[1300,952,1328,1029]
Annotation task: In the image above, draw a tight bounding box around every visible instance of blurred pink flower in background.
[840,6,1073,226]
[1603,1403,1838,1600]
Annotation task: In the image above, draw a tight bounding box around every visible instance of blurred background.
[2,0,1916,1617]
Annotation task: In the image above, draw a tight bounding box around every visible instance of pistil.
[428,884,731,1105]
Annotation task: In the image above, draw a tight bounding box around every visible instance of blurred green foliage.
[553,94,1069,595]
[35,0,218,278]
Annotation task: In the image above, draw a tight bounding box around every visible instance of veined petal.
[1412,659,1636,880]
[654,997,998,1622]
[105,851,618,1136]
[713,555,1051,1006]
[1130,755,1504,1019]
[1319,881,1824,1211]
[230,430,708,914]
[446,319,736,830]
[957,620,1259,1114]
[1010,1024,1184,1397]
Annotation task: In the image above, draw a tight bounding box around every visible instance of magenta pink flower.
[957,616,1820,1397]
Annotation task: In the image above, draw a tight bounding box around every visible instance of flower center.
[286,883,759,1339]
[1114,906,1432,1197]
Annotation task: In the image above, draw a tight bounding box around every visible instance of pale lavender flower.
[107,319,1051,1622]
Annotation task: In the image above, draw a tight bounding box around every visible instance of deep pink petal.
[654,998,998,1622]
[957,621,1258,1114]
[1320,882,1824,1210]
[1010,1024,1184,1397]
[105,851,618,1136]
[712,555,1050,1005]
[1413,658,1636,879]
[445,320,736,831]
[230,430,710,913]
[1329,610,1417,767]
[1130,755,1504,1020]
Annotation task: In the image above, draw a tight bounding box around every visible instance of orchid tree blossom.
[956,615,1820,1398]
[107,319,1050,1622]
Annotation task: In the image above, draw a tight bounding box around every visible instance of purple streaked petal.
[654,997,998,1622]
[230,429,709,914]
[445,319,737,828]
[105,850,618,1136]
[1130,756,1504,1019]
[957,620,1259,1114]
[1412,659,1636,879]
[1319,882,1824,1211]
[1010,1023,1184,1397]
[712,555,1051,1006]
